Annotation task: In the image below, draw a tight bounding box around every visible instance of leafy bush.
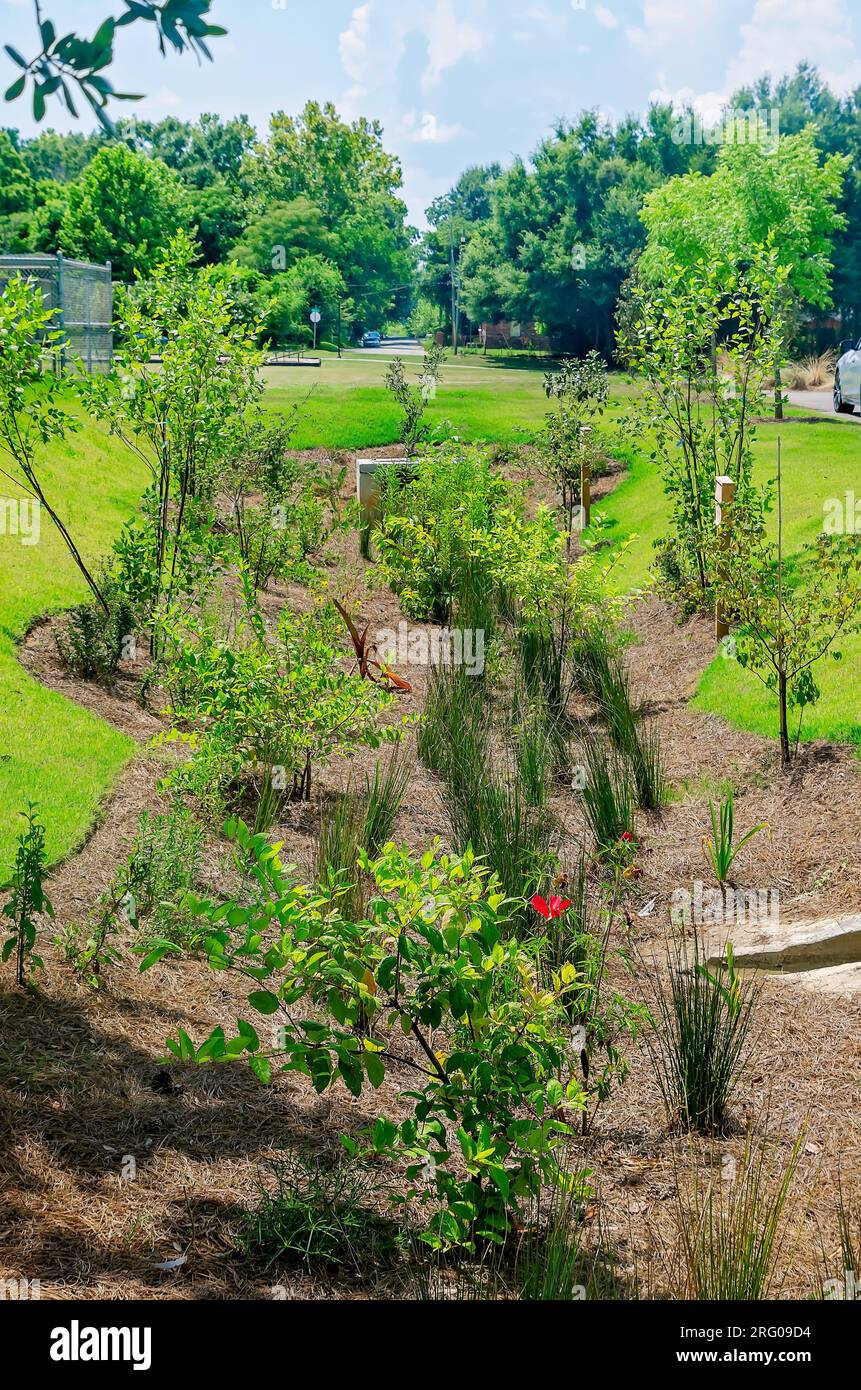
[157,585,411,827]
[375,444,516,622]
[55,571,136,680]
[2,804,52,987]
[143,830,591,1251]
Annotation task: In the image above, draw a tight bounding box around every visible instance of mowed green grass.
[262,348,639,449]
[591,411,861,746]
[0,399,146,874]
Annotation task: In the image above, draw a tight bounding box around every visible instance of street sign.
[310,310,321,324]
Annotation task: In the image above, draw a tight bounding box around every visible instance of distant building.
[479,319,552,351]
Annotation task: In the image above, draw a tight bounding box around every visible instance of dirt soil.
[2,446,860,1300]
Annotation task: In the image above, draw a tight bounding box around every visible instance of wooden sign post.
[580,456,592,531]
[715,475,735,642]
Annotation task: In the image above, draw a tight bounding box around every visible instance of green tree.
[230,197,335,275]
[59,143,182,279]
[0,127,34,212]
[244,101,413,327]
[264,254,347,346]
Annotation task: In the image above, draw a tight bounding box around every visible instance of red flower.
[530,893,573,920]
[619,832,634,842]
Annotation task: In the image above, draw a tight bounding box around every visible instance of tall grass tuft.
[577,729,635,855]
[595,653,668,812]
[675,1129,804,1300]
[417,662,488,776]
[315,749,409,918]
[444,758,555,924]
[647,930,759,1135]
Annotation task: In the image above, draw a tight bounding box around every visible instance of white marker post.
[715,475,735,643]
[310,308,321,352]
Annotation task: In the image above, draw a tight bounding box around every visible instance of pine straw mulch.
[2,447,860,1300]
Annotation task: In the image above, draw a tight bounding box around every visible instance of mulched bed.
[2,446,860,1300]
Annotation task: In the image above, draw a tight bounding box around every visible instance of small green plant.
[674,1129,804,1300]
[702,790,767,884]
[60,803,204,984]
[384,343,445,457]
[239,1153,400,1275]
[647,930,759,1135]
[2,805,53,987]
[55,571,137,680]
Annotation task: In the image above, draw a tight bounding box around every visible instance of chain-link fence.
[0,253,113,373]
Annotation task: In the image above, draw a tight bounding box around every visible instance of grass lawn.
[0,401,146,874]
[262,348,639,450]
[591,411,861,748]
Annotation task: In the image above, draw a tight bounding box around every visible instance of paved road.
[787,387,860,421]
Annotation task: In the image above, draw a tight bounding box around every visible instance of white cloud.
[726,0,861,96]
[627,0,718,53]
[421,0,484,88]
[339,4,372,85]
[647,78,728,126]
[593,5,618,29]
[403,110,463,143]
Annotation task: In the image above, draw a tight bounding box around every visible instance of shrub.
[55,572,136,680]
[647,931,758,1134]
[142,831,591,1251]
[2,804,52,987]
[375,444,516,622]
[157,585,411,827]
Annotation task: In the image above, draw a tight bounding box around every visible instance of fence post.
[580,455,591,531]
[715,475,735,642]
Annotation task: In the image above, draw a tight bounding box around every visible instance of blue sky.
[3,1,861,226]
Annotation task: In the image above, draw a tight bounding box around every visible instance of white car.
[834,338,861,414]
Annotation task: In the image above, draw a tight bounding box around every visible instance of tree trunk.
[778,670,790,767]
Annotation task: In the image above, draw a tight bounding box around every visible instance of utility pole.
[448,221,458,355]
[337,297,342,358]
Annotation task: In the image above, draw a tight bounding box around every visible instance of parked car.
[361,330,382,348]
[834,338,861,414]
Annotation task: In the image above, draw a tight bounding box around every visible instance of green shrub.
[2,804,52,987]
[55,572,136,681]
[143,831,593,1251]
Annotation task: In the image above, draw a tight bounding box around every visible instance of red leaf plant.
[333,598,412,693]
